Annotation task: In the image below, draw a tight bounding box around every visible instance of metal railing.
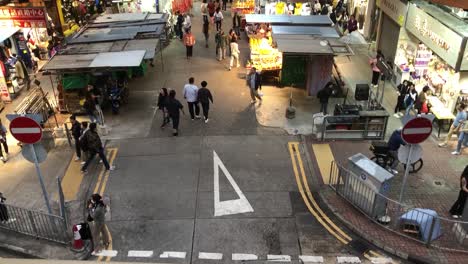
[0,203,69,244]
[329,161,468,253]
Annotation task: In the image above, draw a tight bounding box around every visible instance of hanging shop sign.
[405,4,464,70]
[0,7,47,28]
[376,0,407,27]
[462,43,468,71]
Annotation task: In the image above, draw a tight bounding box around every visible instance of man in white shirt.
[183,77,201,120]
[229,39,240,70]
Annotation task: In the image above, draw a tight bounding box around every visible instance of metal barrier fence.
[0,203,69,244]
[329,161,468,253]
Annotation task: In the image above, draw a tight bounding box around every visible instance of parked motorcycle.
[109,86,122,114]
[370,141,423,173]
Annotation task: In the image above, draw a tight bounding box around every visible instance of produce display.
[248,37,282,71]
[232,0,255,14]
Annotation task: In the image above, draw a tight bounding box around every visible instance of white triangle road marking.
[213,150,254,216]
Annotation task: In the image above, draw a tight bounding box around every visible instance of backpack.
[79,132,89,152]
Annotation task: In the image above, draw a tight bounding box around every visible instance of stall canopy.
[43,50,146,71]
[272,26,340,38]
[0,27,20,43]
[275,36,351,55]
[60,39,159,59]
[245,14,332,26]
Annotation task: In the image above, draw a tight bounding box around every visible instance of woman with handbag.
[0,119,8,163]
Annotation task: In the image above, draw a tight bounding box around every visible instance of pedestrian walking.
[369,51,382,87]
[439,103,466,148]
[317,82,334,114]
[198,81,214,123]
[229,38,240,70]
[176,11,184,39]
[449,165,468,218]
[233,12,242,38]
[207,0,216,19]
[0,192,9,223]
[0,119,8,163]
[183,29,196,60]
[70,115,82,161]
[79,121,89,165]
[404,83,417,116]
[451,122,468,155]
[80,123,115,173]
[215,30,229,61]
[165,90,185,136]
[88,194,110,255]
[202,15,210,48]
[183,77,201,120]
[214,7,224,31]
[158,88,170,128]
[201,0,208,18]
[394,80,409,117]
[83,94,99,124]
[246,67,262,103]
[183,13,192,32]
[222,0,227,10]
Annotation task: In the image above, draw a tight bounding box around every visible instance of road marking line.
[213,150,254,216]
[232,253,258,261]
[288,142,349,245]
[267,254,291,261]
[312,144,335,184]
[128,250,154,257]
[402,127,431,135]
[11,127,41,133]
[93,149,112,195]
[93,250,118,257]
[299,255,324,263]
[337,256,362,263]
[369,257,394,264]
[297,144,352,241]
[198,252,223,260]
[159,251,186,259]
[100,148,118,195]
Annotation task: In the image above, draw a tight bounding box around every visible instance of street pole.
[30,144,52,214]
[398,144,413,204]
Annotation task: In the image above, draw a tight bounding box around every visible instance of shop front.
[392,1,468,128]
[375,0,407,68]
[347,0,377,40]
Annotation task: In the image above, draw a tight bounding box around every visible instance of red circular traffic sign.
[402,117,432,144]
[9,117,42,144]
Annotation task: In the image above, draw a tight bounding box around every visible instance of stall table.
[428,96,455,138]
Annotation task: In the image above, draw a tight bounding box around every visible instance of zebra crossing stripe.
[337,256,362,263]
[232,253,258,261]
[299,255,324,263]
[159,251,186,259]
[267,254,291,262]
[198,252,223,260]
[127,250,153,257]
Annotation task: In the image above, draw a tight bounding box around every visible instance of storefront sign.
[376,0,407,27]
[0,7,47,28]
[405,4,464,69]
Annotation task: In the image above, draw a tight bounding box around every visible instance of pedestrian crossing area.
[92,249,395,263]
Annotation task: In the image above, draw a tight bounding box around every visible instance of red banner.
[0,7,47,28]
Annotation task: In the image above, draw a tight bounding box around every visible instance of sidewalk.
[304,137,468,263]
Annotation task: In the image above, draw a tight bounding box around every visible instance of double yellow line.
[288,142,385,261]
[92,148,118,262]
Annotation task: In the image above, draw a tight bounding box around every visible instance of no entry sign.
[9,116,42,144]
[402,117,432,144]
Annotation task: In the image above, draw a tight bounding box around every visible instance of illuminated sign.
[0,7,47,28]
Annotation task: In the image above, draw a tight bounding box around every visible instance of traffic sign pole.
[30,144,52,214]
[399,144,413,204]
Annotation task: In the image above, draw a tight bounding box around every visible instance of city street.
[78,4,396,264]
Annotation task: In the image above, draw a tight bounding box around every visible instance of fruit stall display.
[232,0,255,14]
[248,37,282,71]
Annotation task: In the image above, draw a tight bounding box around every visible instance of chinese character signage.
[405,4,464,70]
[0,7,47,28]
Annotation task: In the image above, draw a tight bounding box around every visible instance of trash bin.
[346,153,394,219]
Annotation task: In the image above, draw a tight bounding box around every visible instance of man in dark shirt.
[317,82,334,114]
[197,81,214,123]
[387,129,406,174]
[165,90,184,136]
[70,115,82,161]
